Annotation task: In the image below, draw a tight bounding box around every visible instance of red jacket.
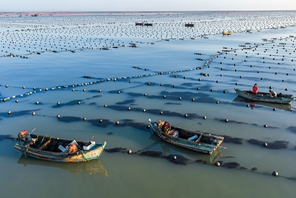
[252,85,259,94]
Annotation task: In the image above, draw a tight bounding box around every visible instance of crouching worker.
[269,90,277,97]
[68,142,78,153]
[162,122,171,134]
[252,83,259,94]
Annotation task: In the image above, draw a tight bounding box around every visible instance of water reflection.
[17,156,108,177]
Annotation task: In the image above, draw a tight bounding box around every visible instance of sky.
[1,0,296,12]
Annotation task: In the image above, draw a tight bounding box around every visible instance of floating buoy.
[196,87,200,90]
[36,101,39,105]
[272,171,279,177]
[127,107,131,111]
[83,117,87,121]
[225,119,229,122]
[215,161,221,167]
[7,111,11,115]
[15,100,19,103]
[263,142,268,147]
[83,89,86,92]
[128,150,132,154]
[117,91,120,94]
[191,98,195,102]
[160,83,163,86]
[184,114,188,118]
[285,88,288,91]
[33,87,36,90]
[273,108,276,111]
[98,90,102,92]
[163,95,166,98]
[5,85,8,88]
[223,90,226,93]
[246,104,250,107]
[57,102,60,105]
[203,116,207,120]
[178,97,182,100]
[160,111,163,115]
[264,124,268,128]
[173,155,177,160]
[44,88,48,91]
[216,101,219,104]
[32,112,36,116]
[116,121,120,125]
[144,93,147,96]
[104,104,107,107]
[72,88,75,92]
[99,119,103,123]
[210,89,213,92]
[22,86,26,89]
[142,109,146,112]
[146,124,151,129]
[77,101,81,105]
[147,82,150,85]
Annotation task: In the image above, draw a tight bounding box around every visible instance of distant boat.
[234,88,294,105]
[148,119,224,155]
[14,130,106,163]
[222,31,233,35]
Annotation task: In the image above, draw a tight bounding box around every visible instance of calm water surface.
[0,11,296,198]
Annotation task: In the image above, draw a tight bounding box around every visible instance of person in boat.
[68,143,78,153]
[269,89,277,97]
[162,122,171,134]
[252,83,259,94]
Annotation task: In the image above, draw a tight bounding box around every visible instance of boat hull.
[234,88,294,104]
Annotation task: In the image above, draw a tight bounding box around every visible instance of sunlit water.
[1,11,296,198]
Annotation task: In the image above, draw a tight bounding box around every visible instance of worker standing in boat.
[252,83,259,94]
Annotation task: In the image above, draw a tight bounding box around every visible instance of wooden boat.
[148,119,224,155]
[14,130,107,163]
[234,88,294,104]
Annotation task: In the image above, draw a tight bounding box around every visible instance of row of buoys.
[1,12,296,58]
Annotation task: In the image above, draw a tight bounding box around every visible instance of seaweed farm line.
[0,11,296,198]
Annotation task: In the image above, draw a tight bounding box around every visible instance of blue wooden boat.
[234,88,294,104]
[148,119,224,155]
[14,130,106,163]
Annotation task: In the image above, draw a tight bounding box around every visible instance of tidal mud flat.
[0,11,296,198]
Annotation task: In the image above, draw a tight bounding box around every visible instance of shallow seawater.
[1,11,296,198]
